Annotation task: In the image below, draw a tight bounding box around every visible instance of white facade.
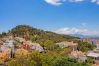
[87,44,99,59]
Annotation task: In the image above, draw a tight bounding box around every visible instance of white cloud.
[91,0,97,2]
[44,0,63,5]
[44,0,99,6]
[91,0,99,5]
[54,27,99,35]
[54,27,87,34]
[44,0,99,5]
[44,0,84,6]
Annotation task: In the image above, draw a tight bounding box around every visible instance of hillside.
[0,25,79,43]
[0,25,93,66]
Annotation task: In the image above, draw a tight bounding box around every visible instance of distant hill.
[70,34,85,38]
[70,34,99,39]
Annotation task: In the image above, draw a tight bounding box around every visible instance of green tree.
[52,57,90,66]
[29,51,42,66]
[76,41,94,52]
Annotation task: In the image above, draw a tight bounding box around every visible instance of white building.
[0,36,15,58]
[87,43,99,60]
[29,42,44,52]
[56,41,78,51]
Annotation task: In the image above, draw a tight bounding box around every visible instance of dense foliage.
[6,51,90,66]
[74,40,95,52]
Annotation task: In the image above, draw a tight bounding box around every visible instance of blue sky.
[0,0,99,35]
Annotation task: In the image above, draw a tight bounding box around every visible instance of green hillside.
[8,25,79,43]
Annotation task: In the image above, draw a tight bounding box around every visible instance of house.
[15,37,25,43]
[70,51,87,61]
[82,38,99,45]
[21,43,30,50]
[30,43,44,52]
[56,41,78,50]
[0,36,15,59]
[19,40,44,52]
[87,43,99,60]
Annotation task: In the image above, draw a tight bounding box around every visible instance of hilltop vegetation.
[9,25,79,42]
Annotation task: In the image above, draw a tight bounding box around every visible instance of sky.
[0,0,99,36]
